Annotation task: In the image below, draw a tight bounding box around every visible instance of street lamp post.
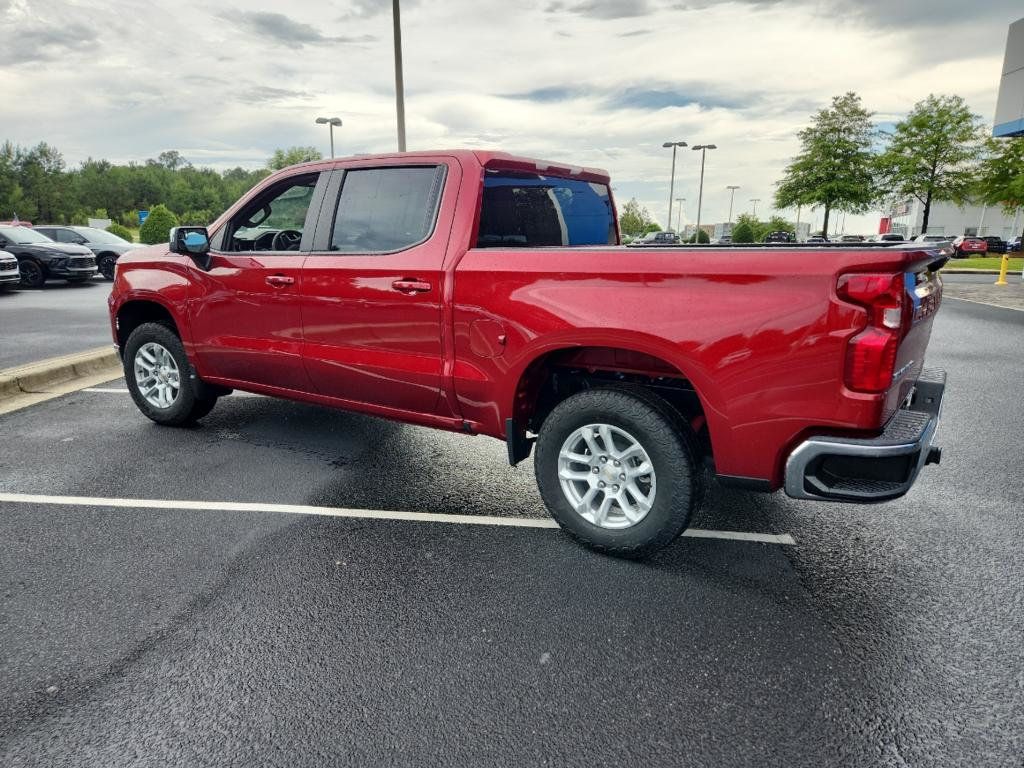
[675,198,685,232]
[393,0,407,152]
[315,116,343,158]
[750,198,761,218]
[691,144,716,243]
[726,185,740,225]
[663,141,687,231]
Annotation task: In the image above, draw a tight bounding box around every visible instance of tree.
[774,92,876,238]
[268,146,322,171]
[618,197,658,237]
[158,150,188,170]
[976,136,1024,213]
[686,229,710,243]
[138,204,179,245]
[874,94,984,234]
[731,220,755,243]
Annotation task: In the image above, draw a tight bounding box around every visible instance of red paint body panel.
[110,150,943,491]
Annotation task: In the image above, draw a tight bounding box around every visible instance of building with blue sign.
[994,17,1024,137]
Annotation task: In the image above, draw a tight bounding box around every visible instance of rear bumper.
[784,368,945,502]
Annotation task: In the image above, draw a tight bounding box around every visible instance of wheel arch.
[506,338,721,467]
[115,298,182,354]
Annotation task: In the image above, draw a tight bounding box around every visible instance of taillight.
[837,273,908,393]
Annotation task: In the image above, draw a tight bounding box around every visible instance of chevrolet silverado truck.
[108,150,946,557]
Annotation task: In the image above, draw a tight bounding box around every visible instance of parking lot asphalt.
[0,297,1022,767]
[0,279,112,368]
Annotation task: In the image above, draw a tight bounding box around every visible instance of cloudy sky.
[2,0,1021,232]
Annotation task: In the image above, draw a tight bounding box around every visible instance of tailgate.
[887,257,943,419]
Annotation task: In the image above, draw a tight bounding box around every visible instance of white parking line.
[0,492,795,545]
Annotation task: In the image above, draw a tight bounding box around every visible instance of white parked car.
[0,249,19,290]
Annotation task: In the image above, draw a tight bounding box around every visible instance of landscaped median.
[0,347,123,414]
[943,256,1023,273]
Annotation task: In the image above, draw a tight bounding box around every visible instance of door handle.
[391,279,432,294]
[266,274,295,287]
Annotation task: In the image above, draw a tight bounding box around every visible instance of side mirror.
[169,226,212,270]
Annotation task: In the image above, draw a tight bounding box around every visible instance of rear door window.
[329,166,445,253]
[476,170,615,247]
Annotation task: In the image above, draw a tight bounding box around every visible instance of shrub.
[138,204,180,245]
[731,221,755,243]
[107,222,134,242]
[687,230,710,244]
[179,209,214,226]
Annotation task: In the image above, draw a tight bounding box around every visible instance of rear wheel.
[97,253,117,280]
[124,322,218,426]
[534,387,705,558]
[18,258,44,288]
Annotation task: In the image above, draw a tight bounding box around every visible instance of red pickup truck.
[108,150,946,556]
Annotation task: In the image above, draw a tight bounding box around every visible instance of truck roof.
[287,149,611,184]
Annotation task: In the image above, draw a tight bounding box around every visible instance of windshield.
[76,227,130,245]
[0,226,53,244]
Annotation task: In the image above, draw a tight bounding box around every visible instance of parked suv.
[34,225,141,280]
[0,250,19,290]
[630,231,680,246]
[763,230,795,243]
[0,225,97,287]
[981,236,1006,254]
[951,235,987,258]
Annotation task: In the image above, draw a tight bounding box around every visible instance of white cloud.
[1,0,1018,232]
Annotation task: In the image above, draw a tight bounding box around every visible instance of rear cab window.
[328,166,446,253]
[476,170,616,248]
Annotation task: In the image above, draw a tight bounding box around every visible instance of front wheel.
[18,259,45,288]
[124,322,218,426]
[534,387,705,558]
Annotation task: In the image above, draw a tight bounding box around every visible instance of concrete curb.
[0,347,122,400]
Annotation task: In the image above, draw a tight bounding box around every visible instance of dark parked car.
[629,230,681,246]
[981,236,1006,254]
[34,225,142,280]
[839,234,865,243]
[0,225,97,287]
[1009,236,1022,253]
[763,230,796,243]
[0,250,19,290]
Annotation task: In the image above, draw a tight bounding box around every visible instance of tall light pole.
[315,116,342,158]
[750,198,761,218]
[393,0,407,151]
[691,144,716,243]
[663,141,687,231]
[726,185,740,225]
[675,198,685,231]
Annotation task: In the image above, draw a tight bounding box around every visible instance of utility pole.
[726,185,740,225]
[393,0,407,152]
[692,144,716,243]
[315,117,342,158]
[663,141,687,230]
[675,198,685,230]
[750,198,760,218]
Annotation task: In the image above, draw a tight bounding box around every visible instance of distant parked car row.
[0,222,140,288]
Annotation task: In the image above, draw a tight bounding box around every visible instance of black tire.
[97,253,117,280]
[18,258,45,288]
[124,322,218,426]
[534,387,706,558]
